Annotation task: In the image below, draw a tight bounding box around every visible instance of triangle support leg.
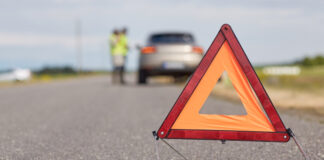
[152,131,160,160]
[287,128,309,160]
[153,131,188,160]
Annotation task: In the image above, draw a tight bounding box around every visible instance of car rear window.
[149,34,194,44]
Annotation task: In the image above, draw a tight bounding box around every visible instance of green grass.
[255,65,324,92]
[32,72,109,81]
[300,65,324,76]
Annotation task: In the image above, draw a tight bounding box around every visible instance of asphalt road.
[0,75,323,160]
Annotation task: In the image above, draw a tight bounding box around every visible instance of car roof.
[149,32,193,37]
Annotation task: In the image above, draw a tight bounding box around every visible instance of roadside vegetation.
[0,66,108,87]
[256,55,324,91]
[33,66,78,81]
[32,66,108,82]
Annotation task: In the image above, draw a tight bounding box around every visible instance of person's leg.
[113,54,124,84]
[116,67,123,84]
[112,55,121,84]
[120,65,125,84]
[112,66,118,84]
[119,56,126,84]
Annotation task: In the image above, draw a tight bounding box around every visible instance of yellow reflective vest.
[109,34,128,56]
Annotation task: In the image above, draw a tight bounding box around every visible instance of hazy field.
[255,65,324,91]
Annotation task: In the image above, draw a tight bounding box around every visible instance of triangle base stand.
[152,131,188,160]
[287,128,309,160]
[153,128,309,160]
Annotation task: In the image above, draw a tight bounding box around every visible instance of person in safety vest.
[119,28,128,84]
[109,28,128,84]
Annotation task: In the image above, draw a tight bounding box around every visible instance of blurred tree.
[295,54,324,66]
[301,57,313,66]
[313,55,324,65]
[35,66,76,75]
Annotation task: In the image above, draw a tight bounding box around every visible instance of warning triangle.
[157,24,290,142]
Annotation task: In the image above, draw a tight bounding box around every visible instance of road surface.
[0,75,323,159]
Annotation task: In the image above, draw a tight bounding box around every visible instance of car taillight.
[192,46,204,54]
[141,46,156,54]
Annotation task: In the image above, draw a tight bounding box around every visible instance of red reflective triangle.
[157,24,289,142]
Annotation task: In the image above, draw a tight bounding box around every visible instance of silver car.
[138,32,203,84]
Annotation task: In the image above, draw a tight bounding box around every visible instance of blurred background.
[1,0,323,71]
[1,0,323,111]
[0,0,323,159]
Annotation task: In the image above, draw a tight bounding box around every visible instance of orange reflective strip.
[171,41,275,132]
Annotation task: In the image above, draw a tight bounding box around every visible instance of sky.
[0,0,323,71]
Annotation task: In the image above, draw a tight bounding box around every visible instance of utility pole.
[75,19,82,73]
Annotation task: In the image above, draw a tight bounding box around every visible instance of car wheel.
[174,76,188,83]
[138,69,147,84]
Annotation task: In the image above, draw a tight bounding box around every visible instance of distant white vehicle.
[0,68,32,82]
[262,66,301,76]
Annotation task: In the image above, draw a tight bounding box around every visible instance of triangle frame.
[157,24,290,142]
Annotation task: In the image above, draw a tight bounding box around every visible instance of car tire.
[174,76,188,83]
[138,69,147,84]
